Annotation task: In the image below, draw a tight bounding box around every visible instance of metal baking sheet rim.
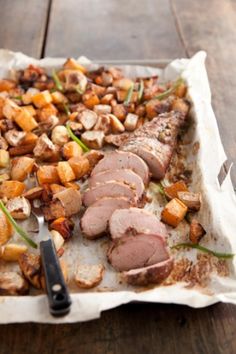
[0,50,236,323]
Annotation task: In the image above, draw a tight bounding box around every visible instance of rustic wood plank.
[0,0,50,58]
[171,0,236,185]
[45,0,185,59]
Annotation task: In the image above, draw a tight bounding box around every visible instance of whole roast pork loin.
[107,233,170,271]
[91,150,149,185]
[109,208,168,240]
[83,181,138,207]
[80,197,131,239]
[121,111,187,179]
[121,258,173,286]
[88,169,145,199]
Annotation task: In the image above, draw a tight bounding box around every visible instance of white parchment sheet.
[0,50,236,323]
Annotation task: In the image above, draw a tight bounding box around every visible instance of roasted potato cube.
[37,165,60,185]
[22,88,39,105]
[22,105,36,116]
[2,99,21,120]
[0,180,25,198]
[32,90,52,108]
[33,133,56,160]
[51,91,68,104]
[57,161,75,184]
[51,125,69,146]
[53,188,81,217]
[0,149,10,168]
[0,272,29,295]
[112,104,127,121]
[78,109,98,130]
[177,191,201,211]
[82,92,100,109]
[0,79,16,92]
[161,198,188,227]
[50,230,65,251]
[14,109,38,132]
[110,114,125,133]
[50,217,74,240]
[81,130,104,149]
[100,93,114,105]
[5,129,26,147]
[50,184,66,194]
[93,114,111,134]
[63,141,83,160]
[20,132,38,146]
[0,244,27,261]
[189,219,206,244]
[74,264,104,289]
[68,156,90,179]
[18,252,42,289]
[23,186,43,200]
[93,104,112,115]
[6,197,31,220]
[37,103,58,122]
[164,181,188,200]
[124,113,139,131]
[43,199,66,221]
[11,156,35,181]
[0,209,13,246]
[63,58,87,73]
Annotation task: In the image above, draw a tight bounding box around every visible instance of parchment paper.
[0,50,236,324]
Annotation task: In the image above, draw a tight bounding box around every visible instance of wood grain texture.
[45,0,185,59]
[0,0,50,58]
[171,0,236,185]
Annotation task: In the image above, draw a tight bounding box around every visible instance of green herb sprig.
[138,80,144,102]
[171,242,234,259]
[52,69,63,91]
[63,103,71,116]
[66,122,90,152]
[0,200,37,249]
[154,77,184,101]
[124,83,134,105]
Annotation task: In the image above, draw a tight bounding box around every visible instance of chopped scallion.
[124,83,134,105]
[66,122,90,152]
[63,103,71,116]
[138,80,144,101]
[52,69,63,91]
[155,78,184,100]
[171,242,234,259]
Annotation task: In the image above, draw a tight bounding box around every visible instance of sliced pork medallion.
[81,197,131,239]
[107,233,169,271]
[91,150,149,185]
[121,111,187,179]
[83,181,138,207]
[88,169,145,199]
[121,258,173,286]
[109,208,167,240]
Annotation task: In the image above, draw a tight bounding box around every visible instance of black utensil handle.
[40,239,71,317]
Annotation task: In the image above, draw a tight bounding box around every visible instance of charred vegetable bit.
[124,83,134,105]
[155,78,184,100]
[66,122,90,152]
[171,243,234,259]
[0,200,37,249]
[52,69,63,91]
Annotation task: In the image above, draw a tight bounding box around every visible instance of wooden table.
[0,0,236,353]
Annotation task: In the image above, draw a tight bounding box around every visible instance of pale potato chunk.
[74,264,104,289]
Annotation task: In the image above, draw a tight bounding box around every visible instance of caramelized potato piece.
[124,113,139,131]
[74,264,104,289]
[82,91,100,109]
[189,219,206,244]
[23,186,43,200]
[0,180,25,198]
[2,98,21,120]
[11,156,35,181]
[50,184,66,194]
[33,133,56,160]
[57,161,76,184]
[50,230,65,251]
[6,197,31,220]
[78,109,97,130]
[161,198,188,228]
[63,58,87,74]
[53,188,81,217]
[84,150,104,171]
[37,103,58,122]
[51,91,68,104]
[32,90,52,108]
[164,181,188,200]
[68,156,90,179]
[0,149,10,168]
[0,244,28,261]
[14,109,38,132]
[37,165,60,185]
[110,114,125,133]
[81,131,105,149]
[0,209,13,246]
[20,132,38,146]
[50,217,74,240]
[63,141,83,160]
[0,272,29,295]
[64,181,80,190]
[22,105,36,116]
[51,125,69,146]
[177,191,201,211]
[18,252,42,289]
[112,104,127,121]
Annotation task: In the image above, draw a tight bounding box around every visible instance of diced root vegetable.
[161,198,188,227]
[189,219,206,244]
[124,113,139,131]
[78,109,97,130]
[164,181,188,200]
[50,230,65,250]
[81,131,105,149]
[50,217,74,240]
[63,141,83,159]
[14,109,38,132]
[11,156,35,181]
[32,90,52,108]
[0,149,10,168]
[57,161,76,184]
[74,264,104,289]
[68,156,90,179]
[37,165,60,185]
[177,191,201,211]
[109,114,125,133]
[0,244,28,261]
[6,197,31,220]
[0,180,25,198]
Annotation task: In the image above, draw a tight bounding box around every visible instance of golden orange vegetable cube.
[2,98,21,120]
[14,109,38,132]
[164,181,188,200]
[0,79,16,92]
[37,165,60,185]
[161,198,188,228]
[0,181,26,198]
[11,157,35,181]
[20,132,38,146]
[56,161,75,184]
[63,58,87,74]
[0,209,13,246]
[50,184,66,194]
[63,141,83,160]
[22,105,36,116]
[64,181,80,190]
[51,91,68,104]
[82,92,100,109]
[32,90,52,108]
[68,157,90,179]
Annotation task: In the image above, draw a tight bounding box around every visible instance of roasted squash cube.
[11,156,35,181]
[14,109,38,132]
[68,156,90,179]
[164,181,188,200]
[32,90,52,108]
[161,198,188,228]
[0,180,26,198]
[37,165,60,185]
[56,161,75,184]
